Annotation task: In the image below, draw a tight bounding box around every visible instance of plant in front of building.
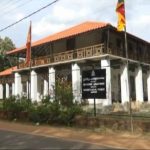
[57,102,83,126]
[2,96,20,120]
[0,100,3,110]
[41,95,51,104]
[29,105,49,123]
[54,79,83,125]
[2,96,32,120]
[28,100,60,124]
[55,79,73,107]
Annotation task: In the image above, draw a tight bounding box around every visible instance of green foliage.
[28,101,60,124]
[0,37,15,53]
[47,101,61,124]
[2,96,31,120]
[28,106,40,123]
[41,95,51,104]
[0,36,17,71]
[55,80,73,107]
[0,99,3,108]
[0,80,83,126]
[58,104,83,125]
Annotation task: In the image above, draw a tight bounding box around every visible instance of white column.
[0,84,3,99]
[31,70,38,102]
[72,63,81,103]
[121,63,130,103]
[44,79,48,96]
[49,67,55,100]
[135,66,144,102]
[101,59,112,106]
[147,70,150,102]
[15,72,22,96]
[6,83,10,98]
[12,83,15,96]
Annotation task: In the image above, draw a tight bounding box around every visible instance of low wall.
[74,115,150,132]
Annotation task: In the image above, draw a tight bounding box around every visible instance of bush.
[41,95,51,105]
[55,80,73,107]
[29,104,48,124]
[58,104,83,126]
[47,101,61,124]
[28,101,60,124]
[0,100,3,111]
[28,106,40,123]
[2,96,31,120]
[0,80,83,126]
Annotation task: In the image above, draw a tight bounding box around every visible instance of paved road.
[0,129,118,149]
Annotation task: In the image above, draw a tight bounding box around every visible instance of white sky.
[0,0,149,48]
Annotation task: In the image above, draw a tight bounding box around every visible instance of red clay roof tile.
[0,66,17,76]
[7,21,109,55]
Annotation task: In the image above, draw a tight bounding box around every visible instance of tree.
[0,37,15,54]
[0,36,16,71]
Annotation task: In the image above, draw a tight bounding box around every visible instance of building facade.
[0,21,150,106]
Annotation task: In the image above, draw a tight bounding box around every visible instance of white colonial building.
[0,21,150,106]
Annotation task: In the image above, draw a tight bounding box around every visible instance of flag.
[116,0,126,31]
[26,21,32,65]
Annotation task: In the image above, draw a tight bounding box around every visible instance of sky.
[0,0,149,48]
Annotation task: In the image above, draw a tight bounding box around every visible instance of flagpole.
[29,21,32,101]
[27,21,32,101]
[124,26,133,133]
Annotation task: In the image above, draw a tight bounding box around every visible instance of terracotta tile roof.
[7,21,109,55]
[0,66,17,76]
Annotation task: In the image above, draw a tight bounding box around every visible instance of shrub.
[58,104,83,126]
[28,101,61,124]
[47,101,61,124]
[55,80,73,107]
[19,96,32,112]
[28,106,40,123]
[2,96,31,120]
[0,100,3,111]
[41,95,51,105]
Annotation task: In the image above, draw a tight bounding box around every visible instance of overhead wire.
[0,0,34,18]
[0,0,59,33]
[0,0,13,7]
[0,0,21,11]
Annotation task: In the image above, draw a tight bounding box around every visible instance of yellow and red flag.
[116,0,126,31]
[26,21,32,66]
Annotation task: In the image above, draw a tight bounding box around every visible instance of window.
[66,38,75,50]
[128,42,133,51]
[116,38,122,49]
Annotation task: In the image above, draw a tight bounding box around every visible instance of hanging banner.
[82,69,106,99]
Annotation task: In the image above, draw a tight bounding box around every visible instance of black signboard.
[82,69,106,99]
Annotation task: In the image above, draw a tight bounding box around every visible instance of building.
[0,21,150,106]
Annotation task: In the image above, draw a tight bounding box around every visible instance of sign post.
[82,69,106,116]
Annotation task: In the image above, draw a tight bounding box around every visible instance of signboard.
[82,69,106,99]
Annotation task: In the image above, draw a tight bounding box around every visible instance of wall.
[53,39,66,53]
[76,30,102,49]
[52,30,103,53]
[111,68,120,102]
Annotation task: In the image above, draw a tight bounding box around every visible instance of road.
[0,129,117,149]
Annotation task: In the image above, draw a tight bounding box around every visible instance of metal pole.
[124,27,133,133]
[28,73,30,100]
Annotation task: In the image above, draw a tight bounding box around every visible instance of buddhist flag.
[26,21,32,65]
[116,0,126,31]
